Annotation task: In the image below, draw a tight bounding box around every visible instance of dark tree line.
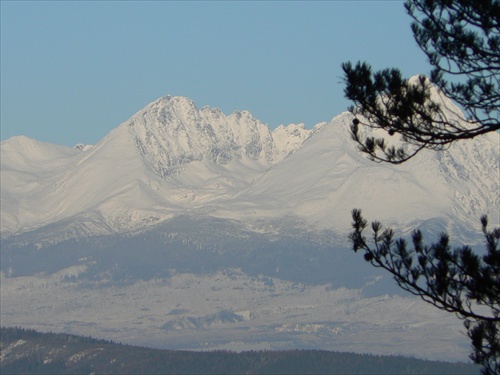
[0,326,480,375]
[342,0,499,374]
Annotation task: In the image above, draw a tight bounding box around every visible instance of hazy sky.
[1,1,430,147]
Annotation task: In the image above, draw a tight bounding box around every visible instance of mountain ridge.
[1,94,498,243]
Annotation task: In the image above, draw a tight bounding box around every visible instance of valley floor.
[0,268,470,363]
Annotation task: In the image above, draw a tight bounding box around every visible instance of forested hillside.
[1,327,479,374]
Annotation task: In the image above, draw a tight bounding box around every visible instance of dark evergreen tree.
[349,211,499,374]
[342,0,499,373]
[342,0,499,164]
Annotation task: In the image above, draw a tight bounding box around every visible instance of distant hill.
[0,327,480,375]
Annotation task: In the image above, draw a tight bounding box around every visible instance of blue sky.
[1,1,430,147]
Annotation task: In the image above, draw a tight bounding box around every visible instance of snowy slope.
[0,136,81,234]
[223,112,499,240]
[1,94,498,242]
[0,96,313,238]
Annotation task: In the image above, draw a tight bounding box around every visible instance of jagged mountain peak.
[0,96,319,237]
[118,96,312,178]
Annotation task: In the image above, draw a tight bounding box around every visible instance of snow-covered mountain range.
[1,96,313,240]
[1,91,499,362]
[1,94,498,243]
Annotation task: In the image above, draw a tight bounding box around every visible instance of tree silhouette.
[342,1,499,373]
[342,0,499,164]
